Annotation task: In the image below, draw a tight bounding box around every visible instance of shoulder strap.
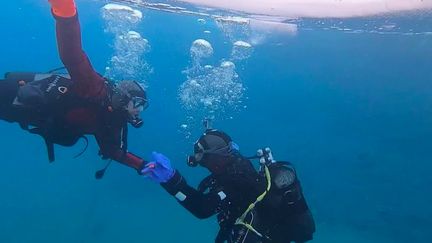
[44,137,55,162]
[22,125,56,162]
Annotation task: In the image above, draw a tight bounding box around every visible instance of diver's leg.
[0,79,20,122]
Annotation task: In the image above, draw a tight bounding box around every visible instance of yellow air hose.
[234,165,272,238]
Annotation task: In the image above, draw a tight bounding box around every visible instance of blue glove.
[141,152,175,183]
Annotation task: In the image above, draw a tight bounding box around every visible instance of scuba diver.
[0,0,148,176]
[142,129,316,242]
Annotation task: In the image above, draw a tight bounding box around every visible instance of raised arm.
[49,0,106,99]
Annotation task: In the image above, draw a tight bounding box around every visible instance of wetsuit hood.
[189,129,240,174]
[110,80,147,128]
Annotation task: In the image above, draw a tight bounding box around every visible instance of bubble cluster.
[178,18,256,136]
[197,18,206,25]
[179,55,244,115]
[231,40,253,61]
[105,31,151,81]
[101,4,152,82]
[190,39,214,60]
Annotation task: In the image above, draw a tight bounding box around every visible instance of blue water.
[1,0,432,242]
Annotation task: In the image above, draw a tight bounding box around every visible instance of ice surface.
[233,41,252,48]
[102,3,142,21]
[179,0,432,18]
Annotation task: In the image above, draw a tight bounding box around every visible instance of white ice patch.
[215,16,251,42]
[197,18,206,24]
[381,24,397,30]
[153,3,171,8]
[102,4,143,33]
[178,0,432,18]
[103,3,143,20]
[233,41,252,48]
[215,16,249,25]
[250,19,297,34]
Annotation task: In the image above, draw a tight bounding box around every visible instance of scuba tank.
[236,148,315,242]
[257,148,309,219]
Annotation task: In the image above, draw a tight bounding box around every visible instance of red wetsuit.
[53,12,145,171]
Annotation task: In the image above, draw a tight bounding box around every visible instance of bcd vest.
[4,71,125,162]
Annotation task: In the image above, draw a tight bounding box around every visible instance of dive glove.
[141,152,175,183]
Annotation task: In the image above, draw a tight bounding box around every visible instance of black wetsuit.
[161,157,315,243]
[162,157,266,243]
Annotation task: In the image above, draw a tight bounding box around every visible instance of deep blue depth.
[1,0,431,242]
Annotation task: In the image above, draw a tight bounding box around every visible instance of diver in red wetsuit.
[0,0,147,175]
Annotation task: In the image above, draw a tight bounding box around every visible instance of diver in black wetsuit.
[142,129,316,243]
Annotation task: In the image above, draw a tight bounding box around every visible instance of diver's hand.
[48,0,76,17]
[141,152,175,183]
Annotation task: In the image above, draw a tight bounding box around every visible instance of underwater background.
[1,0,431,242]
